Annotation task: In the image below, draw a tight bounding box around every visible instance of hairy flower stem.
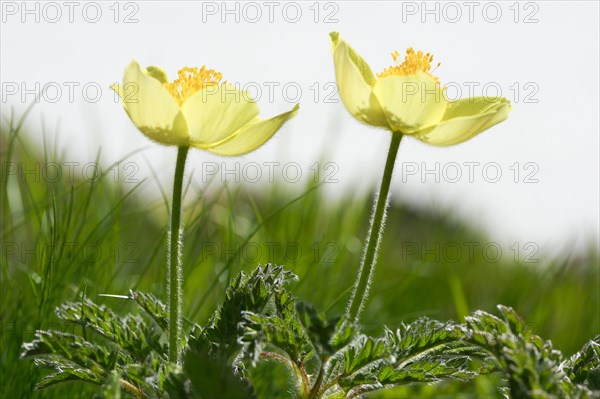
[168,145,189,363]
[347,133,402,322]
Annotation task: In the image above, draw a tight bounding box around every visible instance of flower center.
[377,48,440,83]
[163,66,223,105]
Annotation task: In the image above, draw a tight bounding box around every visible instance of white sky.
[1,1,599,258]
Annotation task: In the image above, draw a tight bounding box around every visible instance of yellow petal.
[373,71,448,134]
[112,61,188,146]
[145,66,169,84]
[329,32,388,127]
[413,97,511,146]
[202,104,299,156]
[181,84,260,146]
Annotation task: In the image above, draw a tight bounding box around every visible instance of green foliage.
[21,292,172,398]
[463,305,599,398]
[55,297,165,360]
[131,291,170,334]
[563,336,600,391]
[3,122,599,398]
[23,330,115,388]
[189,264,297,360]
[18,265,600,399]
[314,318,484,398]
[163,348,256,399]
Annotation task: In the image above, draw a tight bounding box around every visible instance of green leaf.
[562,335,600,391]
[119,356,166,396]
[296,302,342,357]
[186,346,256,399]
[463,305,593,398]
[190,264,297,360]
[33,358,103,389]
[319,318,483,398]
[56,297,165,360]
[164,364,192,399]
[241,290,314,366]
[22,330,118,374]
[329,318,359,352]
[93,370,122,399]
[342,335,389,376]
[23,296,167,398]
[130,290,170,333]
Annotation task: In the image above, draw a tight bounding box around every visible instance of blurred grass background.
[1,115,598,399]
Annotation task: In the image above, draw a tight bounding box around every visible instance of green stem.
[347,133,402,322]
[119,378,148,399]
[307,358,326,399]
[169,145,189,363]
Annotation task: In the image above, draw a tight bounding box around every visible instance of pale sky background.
[1,1,599,259]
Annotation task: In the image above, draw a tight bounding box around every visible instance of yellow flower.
[329,32,510,146]
[111,61,299,155]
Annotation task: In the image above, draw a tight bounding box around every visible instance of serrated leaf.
[318,317,481,398]
[190,264,297,359]
[23,296,167,398]
[562,335,600,391]
[330,318,359,351]
[240,288,315,368]
[241,311,314,366]
[35,364,102,390]
[22,330,118,374]
[130,290,170,333]
[296,302,342,357]
[36,372,97,390]
[56,298,164,360]
[463,305,594,398]
[343,335,389,376]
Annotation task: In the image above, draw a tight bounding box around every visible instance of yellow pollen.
[377,48,441,83]
[163,66,223,105]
